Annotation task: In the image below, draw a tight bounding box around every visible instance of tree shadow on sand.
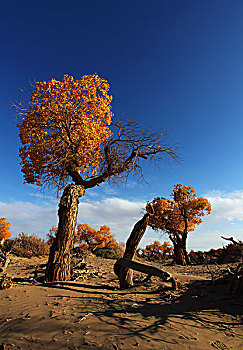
[41,277,243,344]
[117,280,241,338]
[94,280,243,346]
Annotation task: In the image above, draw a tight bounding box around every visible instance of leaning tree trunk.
[114,212,151,289]
[173,238,190,266]
[45,184,85,282]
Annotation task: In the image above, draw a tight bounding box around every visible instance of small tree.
[138,240,173,261]
[15,74,178,281]
[147,184,211,265]
[0,218,11,245]
[76,223,119,252]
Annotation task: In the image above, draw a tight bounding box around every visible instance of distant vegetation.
[75,223,122,252]
[4,233,50,258]
[189,241,243,264]
[1,228,242,266]
[93,247,124,259]
[137,240,173,261]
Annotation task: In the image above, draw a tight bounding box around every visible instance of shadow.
[90,278,243,343]
[10,273,243,345]
[41,280,176,296]
[43,278,243,341]
[45,281,116,291]
[39,281,115,295]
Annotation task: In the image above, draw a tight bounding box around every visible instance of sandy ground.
[0,254,242,350]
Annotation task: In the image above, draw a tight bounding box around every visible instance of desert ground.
[0,254,242,350]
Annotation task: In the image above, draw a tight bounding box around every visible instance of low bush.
[4,233,50,258]
[189,241,242,265]
[219,242,242,263]
[93,247,123,259]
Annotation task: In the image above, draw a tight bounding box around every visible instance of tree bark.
[0,249,11,274]
[173,239,190,265]
[45,184,85,282]
[114,212,151,289]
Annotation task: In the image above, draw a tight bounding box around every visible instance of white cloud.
[0,200,57,238]
[185,190,243,250]
[77,191,243,250]
[1,190,243,251]
[204,190,243,223]
[78,197,145,241]
[0,197,146,243]
[188,229,243,251]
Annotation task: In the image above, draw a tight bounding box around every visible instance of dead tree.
[114,203,177,289]
[221,236,243,295]
[114,210,151,288]
[115,258,178,290]
[0,246,11,274]
[221,236,243,252]
[0,246,13,290]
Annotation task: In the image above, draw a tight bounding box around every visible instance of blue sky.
[0,0,243,250]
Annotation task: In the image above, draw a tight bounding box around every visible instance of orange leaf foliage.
[147,184,211,240]
[76,223,119,251]
[0,217,11,242]
[17,74,113,190]
[138,240,173,261]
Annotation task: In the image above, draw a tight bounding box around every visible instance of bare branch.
[221,236,243,246]
[82,118,180,188]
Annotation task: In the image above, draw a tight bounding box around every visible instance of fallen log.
[114,258,178,290]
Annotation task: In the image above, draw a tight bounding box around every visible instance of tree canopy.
[16,74,178,194]
[147,184,211,236]
[17,74,113,192]
[138,240,173,261]
[0,217,11,243]
[76,223,120,252]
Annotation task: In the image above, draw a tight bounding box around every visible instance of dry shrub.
[4,233,50,258]
[94,247,123,259]
[189,242,242,265]
[73,245,89,260]
[219,242,242,263]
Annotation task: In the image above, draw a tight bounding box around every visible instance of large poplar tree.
[16,74,178,281]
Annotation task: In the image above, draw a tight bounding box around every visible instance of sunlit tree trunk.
[172,237,190,266]
[45,184,85,281]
